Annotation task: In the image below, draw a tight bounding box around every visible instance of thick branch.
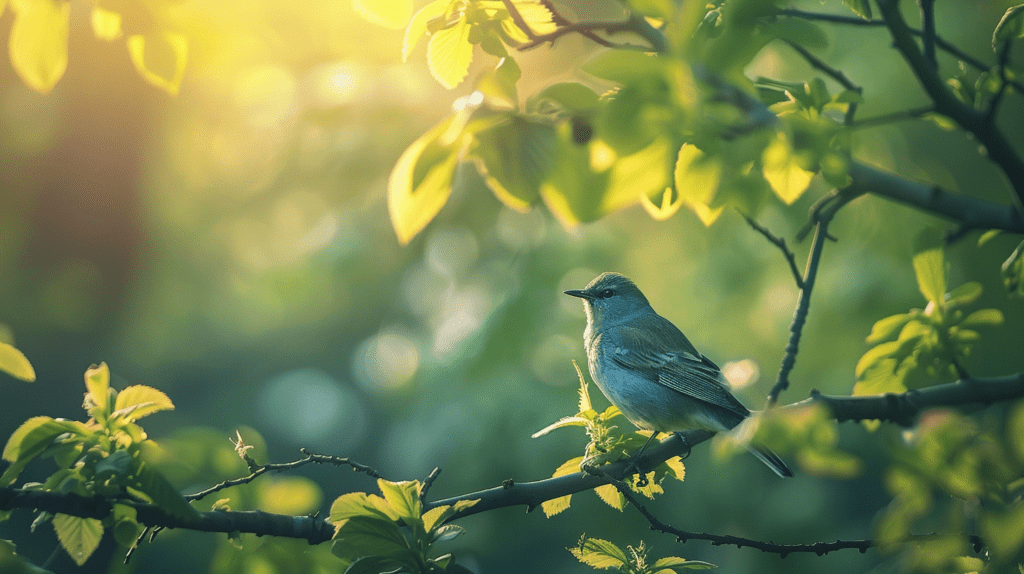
[876,0,1024,214]
[849,162,1024,233]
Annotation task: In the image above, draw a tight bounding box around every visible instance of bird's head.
[564,272,651,328]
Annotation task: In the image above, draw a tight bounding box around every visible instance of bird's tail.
[745,444,794,478]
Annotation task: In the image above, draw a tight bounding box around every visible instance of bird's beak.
[563,289,591,300]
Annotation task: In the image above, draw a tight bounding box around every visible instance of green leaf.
[84,363,111,421]
[52,514,103,566]
[352,0,413,29]
[343,556,405,574]
[132,462,201,521]
[945,282,983,308]
[2,417,86,485]
[332,492,402,524]
[332,516,410,561]
[403,0,448,62]
[582,50,664,85]
[960,308,1004,326]
[475,56,521,108]
[840,0,872,20]
[95,450,132,477]
[662,456,685,482]
[762,133,814,205]
[993,5,1024,50]
[866,313,914,344]
[432,524,465,543]
[541,457,583,517]
[427,16,473,89]
[0,538,54,574]
[126,32,188,95]
[913,247,947,305]
[111,504,141,547]
[652,556,717,570]
[605,137,674,213]
[387,116,462,244]
[532,416,590,438]
[8,0,69,93]
[470,116,555,211]
[377,479,421,523]
[1003,240,1024,297]
[978,229,1002,246]
[569,537,630,569]
[981,501,1024,560]
[0,341,35,382]
[625,0,674,19]
[111,385,174,422]
[674,144,723,226]
[594,484,625,510]
[527,82,600,114]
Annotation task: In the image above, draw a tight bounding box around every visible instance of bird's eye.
[599,289,615,299]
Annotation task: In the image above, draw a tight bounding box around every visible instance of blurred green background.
[2,1,1023,572]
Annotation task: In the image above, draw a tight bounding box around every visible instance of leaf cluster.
[3,0,187,94]
[1,363,195,566]
[569,536,715,573]
[329,478,479,574]
[855,245,1004,399]
[531,363,686,516]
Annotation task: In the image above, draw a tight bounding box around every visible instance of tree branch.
[850,105,934,129]
[500,0,654,52]
[741,213,804,288]
[919,0,937,68]
[876,0,1024,215]
[849,162,1024,234]
[782,40,863,124]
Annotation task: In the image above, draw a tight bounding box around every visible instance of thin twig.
[581,465,983,557]
[849,105,935,129]
[741,213,804,288]
[778,8,1024,95]
[782,39,863,124]
[986,40,1013,123]
[500,0,652,52]
[185,449,382,502]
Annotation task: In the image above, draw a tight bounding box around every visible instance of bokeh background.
[2,1,1023,572]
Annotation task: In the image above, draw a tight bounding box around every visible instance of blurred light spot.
[432,286,491,358]
[259,369,360,446]
[257,476,323,516]
[531,334,580,386]
[426,226,479,279]
[722,359,760,391]
[306,61,359,109]
[402,262,448,318]
[353,331,420,392]
[234,65,297,127]
[496,206,546,250]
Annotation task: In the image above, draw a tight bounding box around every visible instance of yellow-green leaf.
[112,385,174,421]
[422,505,450,532]
[8,0,69,93]
[330,492,399,524]
[53,514,103,567]
[127,32,188,95]
[352,0,413,30]
[981,501,1024,560]
[994,5,1024,50]
[594,483,625,510]
[470,116,555,211]
[663,456,686,482]
[377,479,421,522]
[541,457,582,516]
[387,116,462,244]
[91,5,123,41]
[961,308,1004,327]
[427,16,473,89]
[762,133,814,205]
[84,363,110,420]
[0,341,35,382]
[913,248,946,304]
[674,143,723,226]
[569,537,629,569]
[403,0,448,62]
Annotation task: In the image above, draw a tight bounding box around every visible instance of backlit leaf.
[352,0,413,30]
[330,492,400,524]
[91,5,122,40]
[762,133,814,205]
[127,32,188,95]
[913,248,946,305]
[8,0,69,93]
[332,516,410,561]
[960,308,1004,326]
[0,341,35,382]
[674,144,723,226]
[594,484,625,510]
[866,313,914,344]
[841,0,872,20]
[427,16,473,89]
[471,116,555,211]
[569,537,629,569]
[53,514,103,566]
[112,385,174,421]
[388,116,463,244]
[993,5,1024,50]
[944,282,983,308]
[377,479,421,522]
[403,0,447,62]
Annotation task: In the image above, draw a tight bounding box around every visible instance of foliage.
[329,479,478,573]
[0,363,194,566]
[532,362,686,516]
[855,244,1004,397]
[2,0,188,94]
[570,536,715,573]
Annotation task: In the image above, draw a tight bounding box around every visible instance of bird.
[564,271,793,478]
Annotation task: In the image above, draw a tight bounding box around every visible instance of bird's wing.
[610,317,749,417]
